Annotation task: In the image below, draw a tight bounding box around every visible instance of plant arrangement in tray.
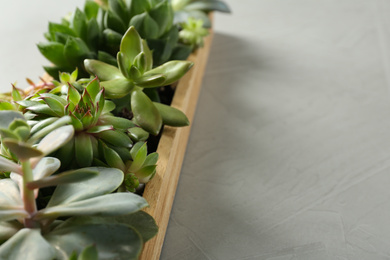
[0,0,230,259]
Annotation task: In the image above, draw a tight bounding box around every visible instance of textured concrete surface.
[3,1,390,259]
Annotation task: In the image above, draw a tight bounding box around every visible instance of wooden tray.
[140,20,214,260]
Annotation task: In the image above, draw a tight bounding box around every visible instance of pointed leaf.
[64,37,93,67]
[41,96,65,117]
[67,84,81,105]
[143,60,193,85]
[85,77,101,101]
[129,142,147,172]
[120,26,142,62]
[153,102,189,126]
[130,13,159,39]
[37,42,68,67]
[136,165,156,183]
[102,144,126,170]
[30,118,58,135]
[144,152,158,166]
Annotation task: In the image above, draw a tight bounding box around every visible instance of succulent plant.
[38,0,192,79]
[0,111,158,259]
[171,0,231,27]
[13,70,160,192]
[84,26,191,135]
[179,17,209,50]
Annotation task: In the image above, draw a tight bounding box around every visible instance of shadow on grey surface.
[160,33,284,260]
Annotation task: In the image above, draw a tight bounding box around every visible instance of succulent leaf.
[0,229,57,260]
[84,59,123,81]
[130,90,162,135]
[153,102,189,126]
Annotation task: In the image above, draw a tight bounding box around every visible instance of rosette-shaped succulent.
[17,72,158,192]
[171,0,231,27]
[179,17,209,50]
[84,26,191,136]
[38,0,192,78]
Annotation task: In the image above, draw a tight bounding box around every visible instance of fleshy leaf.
[33,157,61,180]
[84,59,123,81]
[3,139,43,162]
[0,179,27,221]
[100,78,134,99]
[99,115,135,130]
[36,193,148,219]
[131,90,162,135]
[0,111,25,129]
[29,116,72,144]
[95,130,133,148]
[0,229,57,259]
[0,221,23,243]
[120,26,142,63]
[27,169,98,190]
[45,223,142,260]
[47,167,124,207]
[143,60,193,85]
[133,74,166,88]
[75,133,93,167]
[102,144,126,171]
[36,125,75,156]
[0,156,22,174]
[153,102,189,126]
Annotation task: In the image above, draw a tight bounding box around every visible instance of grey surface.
[2,0,390,259]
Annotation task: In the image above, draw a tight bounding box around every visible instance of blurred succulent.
[68,244,98,260]
[38,0,192,79]
[0,111,158,259]
[171,0,231,27]
[179,17,209,50]
[84,26,191,135]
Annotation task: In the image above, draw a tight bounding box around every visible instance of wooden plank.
[140,16,214,260]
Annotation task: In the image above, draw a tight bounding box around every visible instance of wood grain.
[139,18,214,260]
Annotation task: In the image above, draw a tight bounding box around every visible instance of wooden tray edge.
[140,17,214,260]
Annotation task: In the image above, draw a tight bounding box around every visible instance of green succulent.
[171,0,231,27]
[0,111,158,259]
[179,17,209,50]
[38,0,192,79]
[84,26,191,135]
[16,75,132,169]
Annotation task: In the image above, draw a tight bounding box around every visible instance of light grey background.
[2,1,390,259]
